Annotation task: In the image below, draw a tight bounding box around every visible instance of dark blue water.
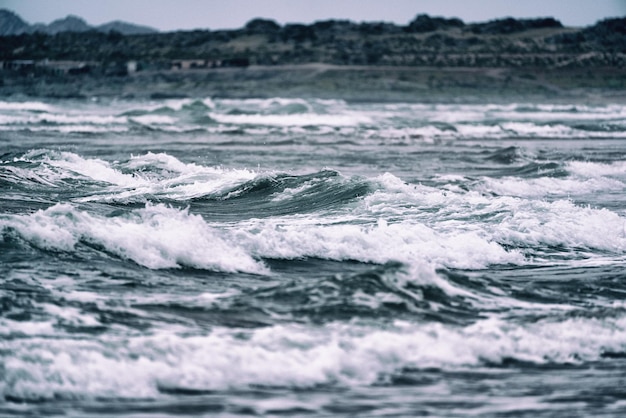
[1,98,626,416]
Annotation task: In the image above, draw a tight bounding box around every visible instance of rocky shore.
[1,11,624,102]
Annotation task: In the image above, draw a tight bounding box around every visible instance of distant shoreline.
[2,11,624,103]
[1,64,625,103]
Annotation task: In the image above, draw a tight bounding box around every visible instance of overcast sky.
[2,0,625,31]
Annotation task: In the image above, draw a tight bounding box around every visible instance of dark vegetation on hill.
[1,11,624,67]
[0,10,624,101]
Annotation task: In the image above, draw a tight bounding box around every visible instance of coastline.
[2,64,625,103]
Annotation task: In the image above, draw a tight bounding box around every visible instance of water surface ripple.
[1,98,626,416]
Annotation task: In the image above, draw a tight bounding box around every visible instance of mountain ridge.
[0,9,158,35]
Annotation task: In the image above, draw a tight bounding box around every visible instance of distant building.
[41,60,92,75]
[171,60,208,70]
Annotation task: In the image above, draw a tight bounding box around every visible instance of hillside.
[0,11,624,101]
[2,14,625,65]
[0,9,157,35]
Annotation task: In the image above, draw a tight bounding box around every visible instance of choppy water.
[1,97,626,417]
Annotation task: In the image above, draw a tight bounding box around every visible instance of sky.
[2,0,625,31]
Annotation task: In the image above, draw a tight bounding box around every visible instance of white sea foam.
[5,150,143,189]
[2,165,535,272]
[475,159,626,199]
[567,160,626,178]
[112,152,258,201]
[0,124,129,133]
[125,152,205,174]
[500,122,574,137]
[34,113,127,125]
[494,105,626,122]
[45,125,129,133]
[454,124,505,137]
[0,112,127,130]
[270,178,326,202]
[370,126,450,141]
[0,101,52,112]
[363,173,626,257]
[42,303,102,328]
[234,215,522,270]
[493,199,626,253]
[218,97,346,111]
[0,204,267,273]
[209,112,372,127]
[0,114,31,124]
[129,114,177,125]
[0,165,62,187]
[479,176,625,198]
[11,151,261,202]
[163,98,194,110]
[35,150,144,187]
[2,99,624,139]
[368,122,626,141]
[0,319,56,338]
[2,314,626,399]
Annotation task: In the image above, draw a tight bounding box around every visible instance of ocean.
[1,97,626,417]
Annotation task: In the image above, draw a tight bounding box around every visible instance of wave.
[3,312,626,400]
[492,199,626,254]
[235,217,523,270]
[0,191,520,274]
[479,176,625,198]
[2,150,262,203]
[476,159,626,198]
[3,150,372,215]
[0,113,126,125]
[567,160,626,178]
[1,98,625,138]
[369,123,626,142]
[0,100,52,112]
[0,203,267,273]
[363,173,626,257]
[208,112,372,127]
[5,150,626,263]
[129,114,178,125]
[15,149,146,188]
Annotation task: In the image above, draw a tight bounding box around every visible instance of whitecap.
[0,101,52,112]
[129,114,177,125]
[35,150,144,187]
[3,314,626,399]
[208,112,372,127]
[479,176,625,198]
[493,199,626,253]
[234,215,522,270]
[0,203,267,273]
[567,160,626,178]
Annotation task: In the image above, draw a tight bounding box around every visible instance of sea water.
[1,97,626,416]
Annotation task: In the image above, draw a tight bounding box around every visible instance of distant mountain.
[97,21,159,35]
[46,15,91,34]
[0,9,29,35]
[0,9,158,35]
